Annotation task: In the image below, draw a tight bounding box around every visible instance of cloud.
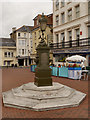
[1,1,52,37]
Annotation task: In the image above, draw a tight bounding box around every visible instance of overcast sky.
[0,0,53,38]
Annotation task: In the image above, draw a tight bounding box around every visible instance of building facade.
[0,38,17,66]
[52,0,90,66]
[10,25,33,66]
[31,14,53,64]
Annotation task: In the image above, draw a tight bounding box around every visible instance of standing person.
[58,64,61,68]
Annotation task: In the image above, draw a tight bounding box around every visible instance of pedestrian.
[58,64,61,68]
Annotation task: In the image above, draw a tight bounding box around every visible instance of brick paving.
[1,68,89,119]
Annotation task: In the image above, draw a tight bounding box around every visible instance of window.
[7,61,10,66]
[55,54,66,62]
[89,2,90,14]
[19,40,21,45]
[37,20,39,25]
[56,34,59,47]
[68,31,72,47]
[22,40,26,46]
[61,33,65,48]
[67,0,71,4]
[68,9,72,21]
[31,41,32,46]
[61,0,65,7]
[56,15,59,25]
[56,34,59,43]
[19,40,26,46]
[35,32,36,39]
[76,28,80,39]
[75,5,80,18]
[76,28,80,46]
[4,61,5,65]
[8,52,10,57]
[22,49,24,55]
[4,52,7,57]
[38,31,40,36]
[35,43,36,48]
[30,33,32,38]
[61,12,65,24]
[56,0,59,10]
[19,49,21,55]
[24,33,26,37]
[18,33,20,36]
[11,52,13,57]
[24,49,26,55]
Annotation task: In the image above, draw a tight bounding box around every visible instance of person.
[81,61,85,70]
[62,62,65,67]
[58,64,61,68]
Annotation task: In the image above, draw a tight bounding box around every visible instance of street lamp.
[34,13,52,87]
[39,13,47,32]
[38,13,47,45]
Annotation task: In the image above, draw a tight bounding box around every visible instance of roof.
[32,24,53,31]
[16,25,34,32]
[32,13,53,31]
[10,25,34,35]
[33,13,53,20]
[0,38,16,47]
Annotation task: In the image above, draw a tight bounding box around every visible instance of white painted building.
[10,26,33,66]
[52,0,90,66]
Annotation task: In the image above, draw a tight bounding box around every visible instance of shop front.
[53,48,90,67]
[17,56,31,66]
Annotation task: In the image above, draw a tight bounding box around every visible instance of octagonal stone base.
[2,82,86,111]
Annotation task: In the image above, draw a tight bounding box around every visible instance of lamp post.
[34,13,52,87]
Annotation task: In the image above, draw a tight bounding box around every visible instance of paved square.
[2,68,89,118]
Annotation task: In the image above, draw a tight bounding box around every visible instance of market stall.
[66,55,86,80]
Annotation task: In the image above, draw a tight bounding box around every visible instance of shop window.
[7,61,10,66]
[4,61,5,65]
[55,54,67,62]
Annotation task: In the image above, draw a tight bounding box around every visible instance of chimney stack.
[12,27,16,32]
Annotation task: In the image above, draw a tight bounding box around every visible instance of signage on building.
[53,49,90,54]
[80,31,82,35]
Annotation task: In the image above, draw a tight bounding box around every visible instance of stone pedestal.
[34,40,52,87]
[2,82,86,111]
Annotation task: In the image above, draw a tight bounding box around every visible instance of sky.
[0,0,53,38]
